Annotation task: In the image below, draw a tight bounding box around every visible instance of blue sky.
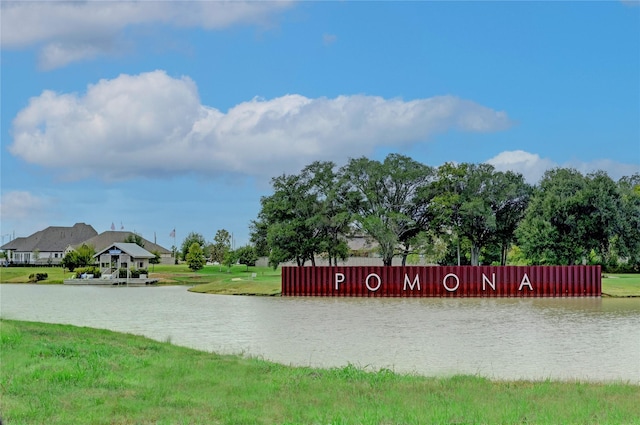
[1,1,639,250]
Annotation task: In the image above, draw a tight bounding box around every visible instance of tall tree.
[256,173,323,267]
[491,171,532,265]
[517,168,591,265]
[300,161,351,266]
[616,174,640,268]
[342,154,433,266]
[236,245,258,271]
[180,232,206,262]
[185,242,205,271]
[211,229,232,264]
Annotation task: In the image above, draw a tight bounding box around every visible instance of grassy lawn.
[1,319,638,425]
[2,265,639,297]
[601,273,640,297]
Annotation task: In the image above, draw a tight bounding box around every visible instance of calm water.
[1,284,639,383]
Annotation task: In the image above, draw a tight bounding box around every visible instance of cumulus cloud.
[486,150,640,183]
[1,1,293,69]
[0,191,48,221]
[486,150,556,183]
[9,70,513,181]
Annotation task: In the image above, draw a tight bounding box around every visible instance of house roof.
[94,242,155,259]
[0,223,97,252]
[77,231,171,254]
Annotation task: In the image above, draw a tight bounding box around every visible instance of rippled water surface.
[1,284,639,383]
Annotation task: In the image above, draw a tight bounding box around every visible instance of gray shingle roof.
[0,223,97,252]
[77,231,171,254]
[94,242,155,259]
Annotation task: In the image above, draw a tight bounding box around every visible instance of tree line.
[249,154,640,271]
[179,230,257,272]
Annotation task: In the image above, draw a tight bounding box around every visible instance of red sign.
[281,266,601,297]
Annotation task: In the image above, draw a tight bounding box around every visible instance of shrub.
[75,266,101,279]
[118,268,128,278]
[130,269,141,278]
[28,272,48,282]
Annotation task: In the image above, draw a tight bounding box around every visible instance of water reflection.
[1,284,638,383]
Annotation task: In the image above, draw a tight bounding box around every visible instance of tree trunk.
[501,243,508,266]
[383,256,393,266]
[457,239,461,266]
[470,244,480,266]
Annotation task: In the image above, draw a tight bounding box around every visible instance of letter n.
[482,273,496,291]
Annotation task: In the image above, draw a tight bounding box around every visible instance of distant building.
[0,223,98,265]
[77,231,172,264]
[94,242,155,276]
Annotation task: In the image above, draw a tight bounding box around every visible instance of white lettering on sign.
[519,273,533,291]
[443,273,460,292]
[366,273,382,292]
[331,270,537,293]
[482,273,496,291]
[404,274,421,291]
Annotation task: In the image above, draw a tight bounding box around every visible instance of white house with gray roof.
[0,223,97,265]
[95,242,155,277]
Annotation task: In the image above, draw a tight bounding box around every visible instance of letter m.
[404,274,421,291]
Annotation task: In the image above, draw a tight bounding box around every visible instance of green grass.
[0,266,69,284]
[602,273,640,297]
[1,319,638,425]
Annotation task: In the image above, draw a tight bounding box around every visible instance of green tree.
[429,163,530,266]
[249,220,270,258]
[616,174,640,268]
[181,232,206,262]
[124,233,145,248]
[185,242,205,271]
[516,168,619,265]
[490,170,532,265]
[61,244,96,271]
[223,249,237,272]
[300,161,351,266]
[256,173,323,267]
[342,154,433,266]
[235,245,258,271]
[211,229,231,264]
[149,250,161,271]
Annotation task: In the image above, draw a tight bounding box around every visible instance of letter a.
[519,273,533,291]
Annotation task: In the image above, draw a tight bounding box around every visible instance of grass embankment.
[601,274,640,297]
[1,320,638,425]
[2,265,639,297]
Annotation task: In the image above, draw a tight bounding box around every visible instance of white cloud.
[9,70,513,181]
[1,1,293,69]
[486,150,556,183]
[0,191,48,221]
[486,150,640,184]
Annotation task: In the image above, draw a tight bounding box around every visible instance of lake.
[1,284,638,383]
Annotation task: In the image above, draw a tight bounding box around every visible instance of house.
[0,223,97,265]
[76,231,172,264]
[94,242,155,277]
